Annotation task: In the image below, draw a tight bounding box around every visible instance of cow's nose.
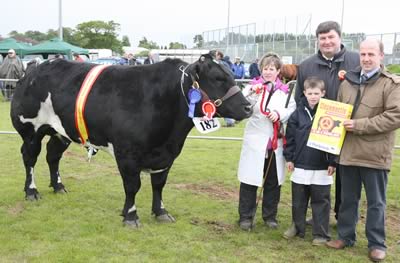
[244,105,253,116]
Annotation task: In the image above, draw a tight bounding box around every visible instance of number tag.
[192,118,221,134]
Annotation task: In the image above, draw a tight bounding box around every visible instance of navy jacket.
[284,97,336,170]
[295,45,360,103]
[249,62,260,79]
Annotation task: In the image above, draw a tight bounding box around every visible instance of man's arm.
[351,84,400,134]
[294,65,305,104]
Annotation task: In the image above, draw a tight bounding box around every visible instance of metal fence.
[203,23,257,62]
[203,22,400,65]
[0,79,18,101]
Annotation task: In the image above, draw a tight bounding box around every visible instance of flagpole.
[59,0,63,40]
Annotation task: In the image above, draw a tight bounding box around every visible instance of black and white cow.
[10,53,252,227]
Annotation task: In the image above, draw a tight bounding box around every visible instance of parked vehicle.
[91,57,122,65]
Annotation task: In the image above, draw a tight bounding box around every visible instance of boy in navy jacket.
[283,77,336,245]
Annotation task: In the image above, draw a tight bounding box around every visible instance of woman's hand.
[267,111,279,122]
[251,83,263,94]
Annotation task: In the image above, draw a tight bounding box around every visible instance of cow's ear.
[194,63,201,79]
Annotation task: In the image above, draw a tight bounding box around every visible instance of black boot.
[238,183,257,230]
[261,153,280,228]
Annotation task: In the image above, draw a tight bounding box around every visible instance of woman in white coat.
[237,53,296,231]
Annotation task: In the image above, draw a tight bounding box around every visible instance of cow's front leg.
[46,136,70,194]
[115,152,142,228]
[151,168,176,223]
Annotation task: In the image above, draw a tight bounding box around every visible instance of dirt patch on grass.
[172,183,239,201]
[63,150,118,175]
[7,201,24,216]
[205,220,235,233]
[64,150,87,161]
[359,202,399,232]
[386,205,399,231]
[190,217,235,233]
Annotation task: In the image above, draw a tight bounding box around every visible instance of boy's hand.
[327,166,336,176]
[287,162,294,172]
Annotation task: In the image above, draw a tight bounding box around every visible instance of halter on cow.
[10,52,252,227]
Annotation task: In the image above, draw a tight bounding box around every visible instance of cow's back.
[12,59,189,151]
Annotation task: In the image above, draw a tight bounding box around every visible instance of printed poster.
[307,98,353,155]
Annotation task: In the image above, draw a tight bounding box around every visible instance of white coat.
[237,80,296,187]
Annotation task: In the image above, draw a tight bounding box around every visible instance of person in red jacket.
[73,52,84,62]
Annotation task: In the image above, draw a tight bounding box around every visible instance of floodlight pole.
[340,0,344,31]
[226,0,230,49]
[59,0,63,40]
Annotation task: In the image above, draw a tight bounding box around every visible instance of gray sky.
[2,0,399,48]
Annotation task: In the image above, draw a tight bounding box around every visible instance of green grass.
[387,64,400,74]
[0,99,399,262]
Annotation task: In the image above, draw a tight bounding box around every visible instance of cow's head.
[186,53,252,120]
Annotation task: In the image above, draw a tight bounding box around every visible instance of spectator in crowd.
[213,50,231,71]
[0,49,24,100]
[73,52,84,62]
[326,39,400,262]
[295,21,359,222]
[211,50,236,127]
[213,52,235,127]
[237,52,296,231]
[283,77,335,245]
[119,56,128,65]
[232,57,245,79]
[55,53,64,59]
[127,53,140,65]
[249,58,261,79]
[222,55,233,70]
[144,53,155,64]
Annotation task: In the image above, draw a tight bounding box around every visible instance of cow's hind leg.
[46,136,70,193]
[21,134,44,201]
[151,168,176,223]
[115,153,142,228]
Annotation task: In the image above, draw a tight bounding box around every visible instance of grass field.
[0,99,399,262]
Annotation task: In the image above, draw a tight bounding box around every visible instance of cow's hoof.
[54,188,67,194]
[53,183,67,194]
[123,219,142,228]
[25,189,40,201]
[155,213,176,223]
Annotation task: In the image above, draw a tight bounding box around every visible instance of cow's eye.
[216,76,226,82]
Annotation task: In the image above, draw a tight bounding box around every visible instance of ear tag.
[201,101,216,120]
[188,88,202,118]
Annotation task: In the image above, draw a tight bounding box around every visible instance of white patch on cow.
[86,142,115,159]
[104,143,115,158]
[160,201,165,209]
[29,167,37,189]
[144,167,168,174]
[57,176,62,184]
[128,205,137,213]
[19,93,72,141]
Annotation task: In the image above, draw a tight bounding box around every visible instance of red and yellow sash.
[74,65,109,144]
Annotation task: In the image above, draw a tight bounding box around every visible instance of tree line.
[2,20,201,55]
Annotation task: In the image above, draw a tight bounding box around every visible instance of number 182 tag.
[192,118,221,134]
